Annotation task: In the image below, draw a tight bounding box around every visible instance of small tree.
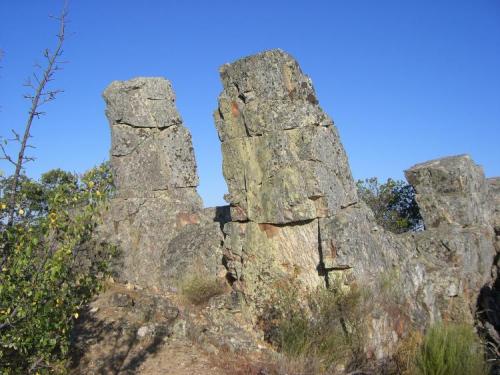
[357,177,423,233]
[0,163,115,373]
[0,3,117,373]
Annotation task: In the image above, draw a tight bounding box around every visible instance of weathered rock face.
[103,78,225,290]
[104,78,200,196]
[405,155,492,228]
[404,157,495,309]
[489,177,500,239]
[215,50,361,312]
[215,49,357,224]
[477,177,500,361]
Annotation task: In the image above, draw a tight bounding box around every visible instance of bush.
[263,278,369,373]
[357,177,423,233]
[179,272,225,305]
[0,163,115,373]
[414,323,489,375]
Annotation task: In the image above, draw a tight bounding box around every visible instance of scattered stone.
[137,324,155,338]
[109,292,134,308]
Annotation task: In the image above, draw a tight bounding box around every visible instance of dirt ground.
[69,284,274,375]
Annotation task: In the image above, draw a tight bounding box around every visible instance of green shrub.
[179,272,225,305]
[415,323,490,375]
[357,177,423,233]
[264,278,369,373]
[0,163,115,374]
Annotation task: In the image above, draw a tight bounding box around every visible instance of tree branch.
[6,4,68,227]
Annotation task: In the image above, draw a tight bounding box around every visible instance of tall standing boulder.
[215,49,358,224]
[103,77,224,290]
[215,50,361,310]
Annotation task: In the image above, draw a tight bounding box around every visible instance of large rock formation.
[215,50,497,358]
[103,78,225,290]
[100,51,499,367]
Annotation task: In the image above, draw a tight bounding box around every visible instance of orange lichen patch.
[258,223,280,238]
[327,240,337,258]
[176,212,200,228]
[282,63,295,94]
[231,101,240,118]
[394,316,407,338]
[230,205,248,221]
[313,196,329,217]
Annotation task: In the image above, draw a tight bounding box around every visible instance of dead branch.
[6,3,68,227]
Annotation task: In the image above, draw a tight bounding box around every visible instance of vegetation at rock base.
[179,269,226,305]
[394,323,490,375]
[357,177,423,233]
[0,163,116,373]
[261,277,370,373]
[415,323,490,375]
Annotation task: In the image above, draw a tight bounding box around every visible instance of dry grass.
[273,353,322,375]
[178,272,225,305]
[393,330,424,375]
[261,278,370,373]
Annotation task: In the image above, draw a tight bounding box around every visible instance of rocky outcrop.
[215,50,497,359]
[100,51,498,368]
[102,78,226,290]
[405,155,492,228]
[489,177,500,244]
[404,156,495,315]
[477,177,500,365]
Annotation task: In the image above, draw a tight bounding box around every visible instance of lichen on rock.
[102,77,226,290]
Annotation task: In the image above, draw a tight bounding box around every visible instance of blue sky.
[0,0,499,207]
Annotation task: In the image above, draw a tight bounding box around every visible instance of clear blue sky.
[1,1,499,207]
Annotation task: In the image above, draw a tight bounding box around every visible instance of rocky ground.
[70,282,279,375]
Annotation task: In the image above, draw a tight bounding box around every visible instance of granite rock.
[97,52,499,367]
[216,49,357,224]
[405,155,491,228]
[103,77,223,290]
